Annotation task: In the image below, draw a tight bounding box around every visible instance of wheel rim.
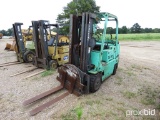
[27,54,33,62]
[51,62,57,69]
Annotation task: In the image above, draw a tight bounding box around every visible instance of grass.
[85,100,102,106]
[156,104,160,111]
[131,64,151,71]
[106,97,113,101]
[141,98,155,105]
[117,33,160,41]
[61,106,83,120]
[131,64,141,69]
[115,76,123,85]
[116,107,126,117]
[122,91,136,99]
[138,86,159,105]
[41,69,55,77]
[126,71,134,76]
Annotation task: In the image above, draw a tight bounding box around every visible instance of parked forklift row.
[7,12,120,115]
[13,21,69,69]
[12,12,120,93]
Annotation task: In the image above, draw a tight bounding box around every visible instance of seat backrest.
[47,37,55,46]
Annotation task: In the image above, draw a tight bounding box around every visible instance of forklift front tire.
[49,60,58,70]
[90,73,102,93]
[24,51,35,63]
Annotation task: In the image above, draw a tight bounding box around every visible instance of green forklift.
[57,12,120,93]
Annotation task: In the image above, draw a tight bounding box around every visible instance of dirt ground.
[0,39,160,120]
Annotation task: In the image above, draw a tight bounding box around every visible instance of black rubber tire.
[90,73,102,93]
[112,63,118,75]
[24,50,35,63]
[49,60,58,70]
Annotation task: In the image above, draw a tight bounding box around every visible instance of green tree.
[0,28,13,36]
[0,30,7,36]
[56,0,100,35]
[131,23,141,33]
[7,28,13,36]
[121,26,128,34]
[153,28,160,33]
[144,28,153,33]
[107,27,115,34]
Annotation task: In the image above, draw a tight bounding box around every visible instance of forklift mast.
[32,20,59,69]
[13,23,26,62]
[69,13,98,73]
[69,12,119,87]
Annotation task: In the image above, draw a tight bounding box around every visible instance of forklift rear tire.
[112,63,118,75]
[49,60,58,69]
[24,51,35,63]
[90,73,102,93]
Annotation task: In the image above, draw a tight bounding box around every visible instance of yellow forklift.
[32,20,69,69]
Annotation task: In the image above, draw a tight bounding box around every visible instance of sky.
[0,0,160,30]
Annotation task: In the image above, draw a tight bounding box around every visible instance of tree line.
[0,28,13,36]
[107,23,160,34]
[1,23,159,36]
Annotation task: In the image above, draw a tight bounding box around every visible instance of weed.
[75,106,83,120]
[122,91,136,99]
[61,106,83,120]
[41,70,55,77]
